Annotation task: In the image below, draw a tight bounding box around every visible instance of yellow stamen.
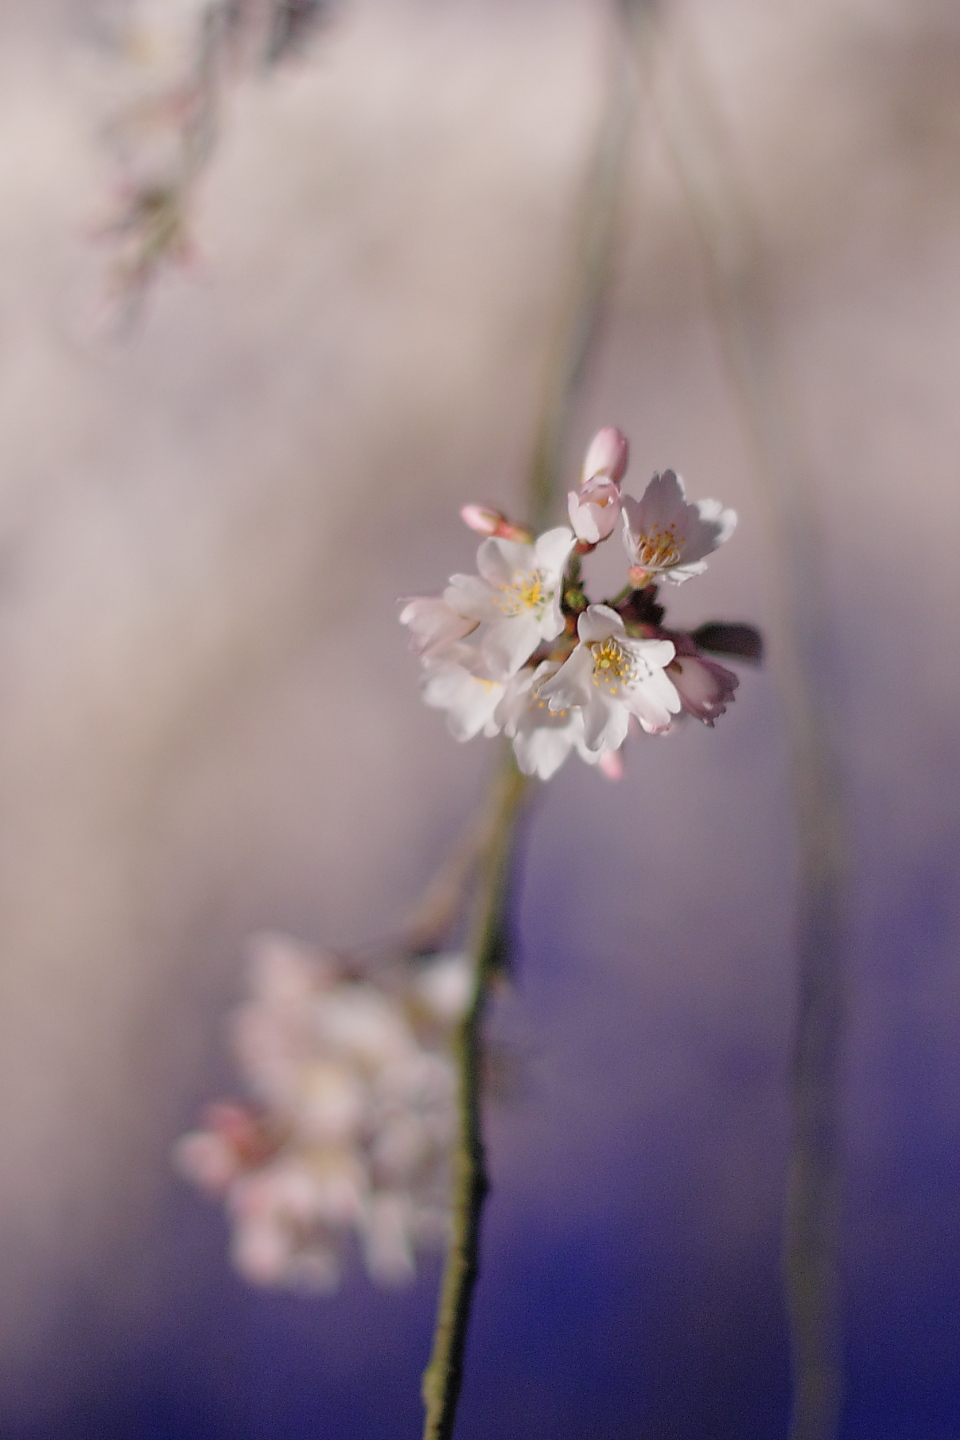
[495,568,550,618]
[590,638,637,690]
[635,524,681,570]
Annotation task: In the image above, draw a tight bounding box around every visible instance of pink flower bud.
[582,427,629,485]
[567,476,622,544]
[460,503,506,536]
[460,504,533,543]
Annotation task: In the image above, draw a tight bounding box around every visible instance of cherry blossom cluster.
[401,428,758,780]
[175,934,470,1291]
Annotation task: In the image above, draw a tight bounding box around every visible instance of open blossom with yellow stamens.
[539,606,681,753]
[621,469,736,585]
[443,527,574,678]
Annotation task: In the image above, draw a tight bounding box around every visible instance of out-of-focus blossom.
[621,470,736,585]
[539,605,680,752]
[92,0,331,315]
[444,528,574,678]
[598,749,625,781]
[175,934,470,1291]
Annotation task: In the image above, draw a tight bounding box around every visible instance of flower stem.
[420,9,640,1435]
[420,752,529,1440]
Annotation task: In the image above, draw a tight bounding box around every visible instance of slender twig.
[421,753,529,1440]
[634,15,849,1439]
[419,8,642,1436]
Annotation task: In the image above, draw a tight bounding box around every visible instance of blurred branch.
[97,0,331,325]
[421,7,643,1435]
[633,11,849,1439]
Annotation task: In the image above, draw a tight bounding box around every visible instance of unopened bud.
[461,503,506,536]
[460,504,532,543]
[582,427,629,485]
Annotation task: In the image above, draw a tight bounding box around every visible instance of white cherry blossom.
[443,527,574,677]
[539,605,680,752]
[621,470,736,585]
[496,661,602,780]
[420,644,506,741]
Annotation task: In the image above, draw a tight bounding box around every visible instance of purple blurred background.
[0,0,958,1435]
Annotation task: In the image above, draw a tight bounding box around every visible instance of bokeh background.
[0,0,958,1435]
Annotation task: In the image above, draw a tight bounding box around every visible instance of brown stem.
[420,753,529,1440]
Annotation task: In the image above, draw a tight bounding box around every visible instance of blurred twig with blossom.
[92,0,329,325]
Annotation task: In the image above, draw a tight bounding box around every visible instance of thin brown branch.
[420,753,529,1440]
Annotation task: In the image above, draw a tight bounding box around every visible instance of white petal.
[399,596,476,659]
[481,613,542,677]
[629,636,676,671]
[657,559,709,585]
[577,604,625,644]
[677,498,737,564]
[624,670,682,731]
[568,490,601,544]
[476,536,534,586]
[443,573,500,623]
[513,724,577,779]
[538,644,593,710]
[581,693,628,752]
[533,526,575,577]
[422,663,503,740]
[632,469,688,531]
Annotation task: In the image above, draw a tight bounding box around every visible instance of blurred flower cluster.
[401,428,760,780]
[175,934,470,1290]
[91,0,330,308]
